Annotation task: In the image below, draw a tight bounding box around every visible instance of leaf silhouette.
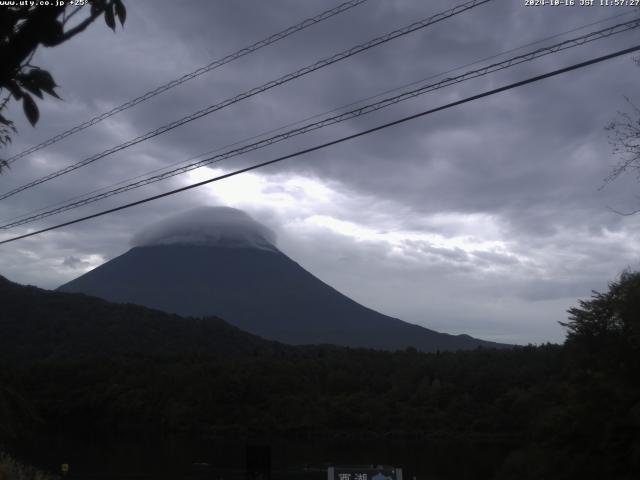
[22,93,39,126]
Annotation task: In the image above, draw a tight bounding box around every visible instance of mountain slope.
[0,275,283,363]
[58,244,507,351]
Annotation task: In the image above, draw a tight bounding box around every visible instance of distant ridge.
[0,274,283,362]
[58,207,509,352]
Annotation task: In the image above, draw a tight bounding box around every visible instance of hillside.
[2,272,640,479]
[0,275,284,363]
[59,244,508,351]
[58,207,508,352]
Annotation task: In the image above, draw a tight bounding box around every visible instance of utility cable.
[1,43,638,245]
[3,0,372,165]
[2,18,638,230]
[0,0,492,201]
[6,6,630,227]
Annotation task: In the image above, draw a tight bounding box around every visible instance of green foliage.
[564,270,640,340]
[3,347,563,438]
[548,271,640,479]
[0,1,126,162]
[562,270,640,376]
[1,273,640,477]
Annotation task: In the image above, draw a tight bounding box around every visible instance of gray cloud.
[1,0,639,344]
[61,255,91,269]
[131,206,277,250]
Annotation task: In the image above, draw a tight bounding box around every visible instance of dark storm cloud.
[1,0,639,343]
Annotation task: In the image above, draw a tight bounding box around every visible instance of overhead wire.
[0,0,492,201]
[2,17,639,230]
[3,0,372,165]
[4,6,633,228]
[6,6,631,227]
[1,43,638,245]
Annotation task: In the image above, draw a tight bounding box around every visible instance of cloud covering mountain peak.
[131,206,277,251]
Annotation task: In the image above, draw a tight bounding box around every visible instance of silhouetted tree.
[562,270,640,355]
[558,271,640,478]
[605,94,640,214]
[0,0,126,170]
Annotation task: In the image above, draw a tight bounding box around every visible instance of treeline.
[0,273,639,479]
[2,343,637,479]
[5,345,563,437]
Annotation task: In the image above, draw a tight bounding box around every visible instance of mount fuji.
[58,207,507,351]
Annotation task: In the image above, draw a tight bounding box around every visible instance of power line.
[4,0,372,165]
[6,7,630,227]
[2,18,638,231]
[6,5,631,227]
[0,0,492,201]
[1,43,637,246]
[3,5,633,228]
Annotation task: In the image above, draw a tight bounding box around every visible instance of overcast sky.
[1,0,639,344]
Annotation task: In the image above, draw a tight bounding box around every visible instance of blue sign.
[328,466,402,480]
